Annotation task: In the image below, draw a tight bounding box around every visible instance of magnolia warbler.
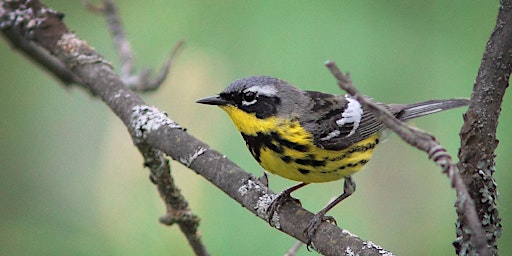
[197,76,469,243]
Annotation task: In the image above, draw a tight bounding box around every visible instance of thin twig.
[86,0,135,77]
[140,144,208,256]
[284,241,303,256]
[87,0,184,91]
[140,39,185,91]
[325,60,490,256]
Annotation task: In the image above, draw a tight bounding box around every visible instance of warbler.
[196,76,469,243]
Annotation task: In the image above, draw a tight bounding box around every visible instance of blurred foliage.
[0,1,510,255]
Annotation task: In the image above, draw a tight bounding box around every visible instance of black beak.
[196,95,229,106]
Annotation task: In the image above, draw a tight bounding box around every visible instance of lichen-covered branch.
[455,0,512,255]
[0,1,207,255]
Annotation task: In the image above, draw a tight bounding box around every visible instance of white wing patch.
[336,96,363,137]
[320,129,341,141]
[320,95,363,141]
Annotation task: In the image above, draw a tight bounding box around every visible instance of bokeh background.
[1,1,510,255]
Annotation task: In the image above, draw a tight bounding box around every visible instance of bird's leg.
[257,171,269,188]
[267,182,309,225]
[305,176,356,249]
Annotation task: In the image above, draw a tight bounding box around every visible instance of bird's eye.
[242,91,257,105]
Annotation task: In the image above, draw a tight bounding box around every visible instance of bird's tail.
[392,98,470,121]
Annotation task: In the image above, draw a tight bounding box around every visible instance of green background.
[1,1,509,255]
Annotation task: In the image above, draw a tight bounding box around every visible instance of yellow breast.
[219,105,379,183]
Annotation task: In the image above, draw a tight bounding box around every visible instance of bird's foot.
[257,171,269,187]
[266,190,301,226]
[304,212,337,251]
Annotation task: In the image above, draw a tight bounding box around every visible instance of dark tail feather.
[393,98,470,121]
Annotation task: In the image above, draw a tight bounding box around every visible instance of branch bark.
[455,0,512,255]
[1,1,208,255]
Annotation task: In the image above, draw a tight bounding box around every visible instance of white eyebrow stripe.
[245,85,278,97]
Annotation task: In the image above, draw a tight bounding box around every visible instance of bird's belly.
[257,134,379,183]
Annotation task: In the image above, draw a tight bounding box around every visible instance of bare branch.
[0,2,81,86]
[86,0,184,91]
[284,241,303,256]
[86,0,135,77]
[455,0,512,254]
[0,1,208,255]
[325,61,490,256]
[131,106,208,256]
[147,150,208,256]
[1,27,81,85]
[138,39,185,91]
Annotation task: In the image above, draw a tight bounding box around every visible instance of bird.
[196,75,469,245]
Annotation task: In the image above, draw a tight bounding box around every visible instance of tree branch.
[0,1,390,255]
[325,61,490,256]
[0,1,208,255]
[0,2,81,86]
[86,0,185,91]
[455,0,512,255]
[138,139,207,256]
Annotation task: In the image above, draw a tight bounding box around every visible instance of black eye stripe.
[241,95,280,119]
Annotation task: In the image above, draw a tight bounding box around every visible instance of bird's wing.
[300,91,392,151]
